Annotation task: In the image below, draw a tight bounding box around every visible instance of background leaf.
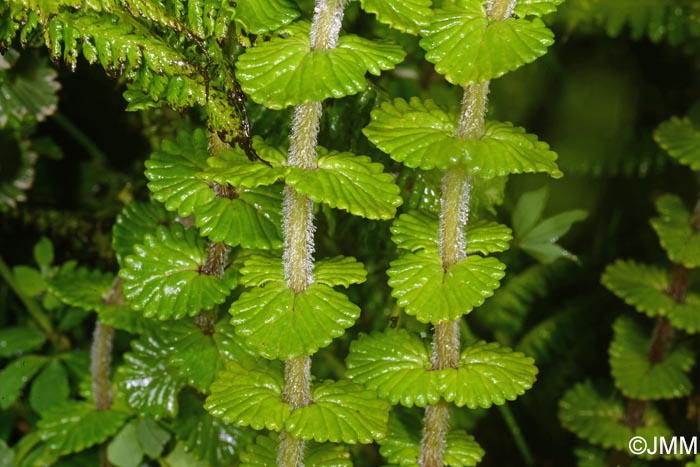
[559,381,672,451]
[654,117,700,170]
[651,194,700,268]
[0,354,48,409]
[0,326,46,358]
[28,359,70,414]
[609,316,694,400]
[601,260,674,318]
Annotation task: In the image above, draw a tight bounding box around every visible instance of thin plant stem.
[498,405,534,466]
[0,255,60,347]
[278,1,348,465]
[420,1,514,465]
[52,111,108,164]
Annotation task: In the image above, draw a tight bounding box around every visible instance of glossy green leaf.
[363,98,562,176]
[601,260,674,318]
[29,359,69,414]
[0,326,46,358]
[118,333,188,419]
[198,148,285,189]
[240,433,352,467]
[194,186,283,249]
[390,211,439,254]
[145,129,213,216]
[559,380,672,451]
[113,200,174,266]
[419,1,554,85]
[163,321,223,392]
[655,117,700,170]
[651,194,700,268]
[465,221,512,254]
[286,148,402,220]
[337,35,407,75]
[120,224,237,320]
[314,256,367,288]
[0,354,48,409]
[38,401,129,455]
[205,359,289,431]
[285,380,390,444]
[443,432,487,467]
[237,30,404,109]
[610,316,694,400]
[388,252,506,324]
[235,0,300,34]
[359,0,432,34]
[514,0,565,17]
[363,98,462,170]
[213,319,256,362]
[346,330,439,408]
[438,341,537,408]
[230,283,360,359]
[238,253,285,287]
[379,416,483,467]
[108,423,143,467]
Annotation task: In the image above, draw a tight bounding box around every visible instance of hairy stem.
[278,1,348,466]
[91,321,115,411]
[420,2,513,465]
[93,279,123,467]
